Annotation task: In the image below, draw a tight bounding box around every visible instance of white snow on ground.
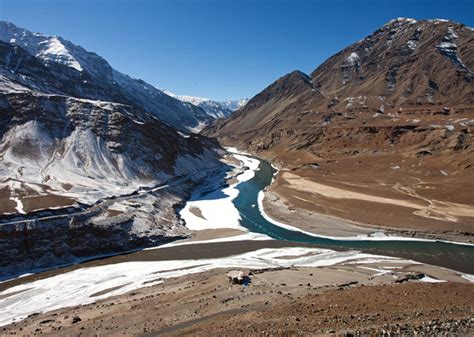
[359,266,398,276]
[234,153,260,182]
[461,273,474,283]
[406,39,418,50]
[177,131,190,138]
[179,181,239,230]
[438,41,456,49]
[386,18,418,26]
[179,149,261,231]
[436,26,473,74]
[0,247,414,327]
[11,197,25,214]
[420,276,446,283]
[429,19,449,23]
[226,147,252,156]
[346,52,360,66]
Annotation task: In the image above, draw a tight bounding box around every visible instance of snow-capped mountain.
[0,21,212,132]
[0,21,226,275]
[162,89,248,119]
[219,98,249,112]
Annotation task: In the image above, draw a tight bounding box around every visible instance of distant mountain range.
[161,89,248,119]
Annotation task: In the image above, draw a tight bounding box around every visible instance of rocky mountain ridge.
[206,18,473,158]
[0,22,228,277]
[0,21,214,132]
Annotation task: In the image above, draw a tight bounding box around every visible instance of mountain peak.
[0,21,85,71]
[383,17,418,27]
[207,16,474,149]
[286,70,311,81]
[0,21,220,131]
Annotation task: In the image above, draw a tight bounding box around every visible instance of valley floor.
[261,158,474,244]
[1,240,473,336]
[1,150,473,336]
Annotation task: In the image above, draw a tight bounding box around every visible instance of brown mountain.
[205,18,474,241]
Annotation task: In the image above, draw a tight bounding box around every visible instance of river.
[232,153,474,274]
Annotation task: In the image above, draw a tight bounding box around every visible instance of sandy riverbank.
[262,168,474,243]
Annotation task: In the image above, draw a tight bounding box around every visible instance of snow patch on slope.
[346,52,360,66]
[37,37,83,71]
[437,26,473,74]
[0,118,167,205]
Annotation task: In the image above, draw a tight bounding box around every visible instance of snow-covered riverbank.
[179,148,266,234]
[0,247,414,327]
[1,149,473,327]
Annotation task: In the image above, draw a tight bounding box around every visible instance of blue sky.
[0,0,473,101]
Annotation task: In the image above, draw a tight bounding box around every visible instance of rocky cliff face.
[0,23,227,277]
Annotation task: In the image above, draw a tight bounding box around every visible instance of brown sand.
[184,229,247,242]
[263,189,375,238]
[264,167,474,243]
[283,171,474,220]
[21,194,76,213]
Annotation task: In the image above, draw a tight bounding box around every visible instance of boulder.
[225,270,247,285]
